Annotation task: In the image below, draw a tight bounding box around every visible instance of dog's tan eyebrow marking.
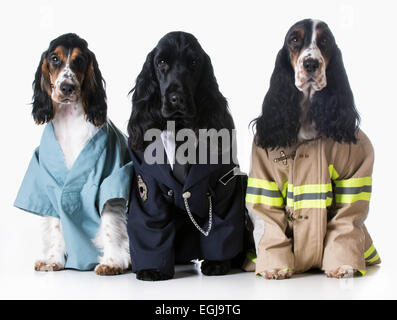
[70,48,82,61]
[70,48,86,83]
[52,46,67,61]
[296,28,305,39]
[315,24,326,39]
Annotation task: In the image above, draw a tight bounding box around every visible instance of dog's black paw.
[201,260,231,276]
[136,269,172,281]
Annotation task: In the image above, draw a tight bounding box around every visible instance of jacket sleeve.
[98,126,133,214]
[98,162,133,214]
[322,131,380,272]
[14,147,58,218]
[245,142,294,274]
[127,167,176,278]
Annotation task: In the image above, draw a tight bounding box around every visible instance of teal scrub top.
[14,120,133,270]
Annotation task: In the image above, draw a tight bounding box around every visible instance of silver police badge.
[137,175,148,201]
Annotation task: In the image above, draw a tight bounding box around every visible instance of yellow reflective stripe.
[286,183,293,207]
[367,253,380,263]
[334,176,372,203]
[280,268,293,272]
[328,164,340,180]
[293,183,332,195]
[293,198,333,210]
[284,183,333,210]
[364,244,376,259]
[281,181,288,199]
[246,251,257,263]
[246,193,284,206]
[335,192,371,203]
[334,177,372,188]
[247,177,279,191]
[357,270,366,276]
[364,244,380,263]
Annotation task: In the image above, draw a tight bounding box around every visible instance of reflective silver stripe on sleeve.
[335,186,372,194]
[294,191,333,201]
[365,249,378,262]
[246,187,282,198]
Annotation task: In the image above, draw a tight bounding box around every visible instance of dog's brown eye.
[51,55,59,63]
[290,36,301,45]
[74,57,83,65]
[158,60,167,67]
[320,37,328,45]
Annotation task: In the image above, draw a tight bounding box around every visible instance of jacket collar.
[39,121,108,188]
[129,142,225,191]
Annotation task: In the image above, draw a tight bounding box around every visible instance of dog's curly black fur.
[128,31,236,281]
[252,20,360,149]
[128,31,234,152]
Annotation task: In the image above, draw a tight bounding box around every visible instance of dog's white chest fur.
[52,103,98,170]
[298,88,318,141]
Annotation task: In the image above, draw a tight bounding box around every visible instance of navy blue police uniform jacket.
[127,143,246,278]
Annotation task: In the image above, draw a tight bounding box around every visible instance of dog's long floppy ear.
[128,49,163,152]
[195,52,234,131]
[309,46,360,143]
[252,47,302,150]
[81,50,107,126]
[32,51,54,124]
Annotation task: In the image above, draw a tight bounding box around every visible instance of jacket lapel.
[183,162,222,191]
[39,122,69,186]
[63,123,107,189]
[130,142,176,187]
[183,145,226,191]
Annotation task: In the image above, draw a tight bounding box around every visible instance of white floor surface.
[0,207,395,300]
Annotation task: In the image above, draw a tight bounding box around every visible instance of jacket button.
[167,190,174,197]
[182,191,191,199]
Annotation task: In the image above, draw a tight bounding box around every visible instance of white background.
[1,0,396,300]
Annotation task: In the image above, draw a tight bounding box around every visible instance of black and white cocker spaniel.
[254,18,360,147]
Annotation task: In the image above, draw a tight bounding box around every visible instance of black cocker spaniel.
[128,31,234,151]
[127,32,246,281]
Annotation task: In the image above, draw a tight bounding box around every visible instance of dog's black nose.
[60,83,75,95]
[169,93,185,106]
[303,58,319,73]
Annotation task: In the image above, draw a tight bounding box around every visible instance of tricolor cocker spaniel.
[255,19,360,147]
[247,19,380,279]
[15,33,132,275]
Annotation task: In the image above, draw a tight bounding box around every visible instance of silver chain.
[182,192,212,237]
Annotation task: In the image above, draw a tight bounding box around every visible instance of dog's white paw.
[94,258,130,276]
[325,265,355,278]
[260,268,293,280]
[95,263,124,276]
[34,260,64,272]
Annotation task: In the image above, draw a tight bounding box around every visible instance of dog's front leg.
[94,199,130,275]
[35,216,66,271]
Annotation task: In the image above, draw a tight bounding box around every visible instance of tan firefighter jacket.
[243,130,380,275]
